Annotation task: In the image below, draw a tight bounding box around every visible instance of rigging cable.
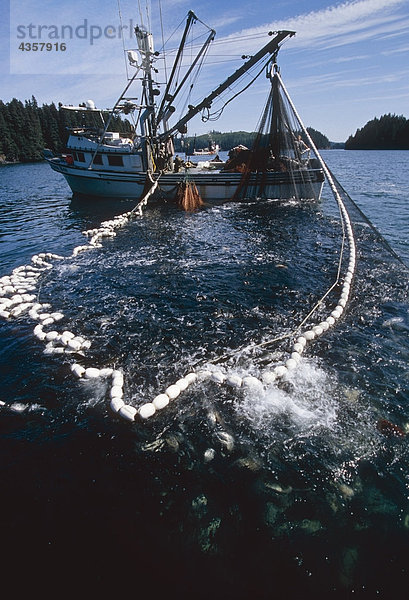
[203,56,271,122]
[179,34,214,120]
[117,0,129,80]
[145,0,151,34]
[158,0,168,84]
[137,0,144,28]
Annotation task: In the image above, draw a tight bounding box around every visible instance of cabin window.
[72,152,78,161]
[77,152,85,162]
[93,153,103,165]
[108,155,124,167]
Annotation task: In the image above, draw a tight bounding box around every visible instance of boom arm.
[159,30,295,140]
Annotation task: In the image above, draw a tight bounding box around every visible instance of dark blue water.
[0,153,408,598]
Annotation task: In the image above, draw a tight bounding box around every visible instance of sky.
[1,0,409,142]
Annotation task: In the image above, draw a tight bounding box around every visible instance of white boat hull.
[47,158,324,203]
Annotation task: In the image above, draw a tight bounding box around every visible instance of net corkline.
[0,72,372,427]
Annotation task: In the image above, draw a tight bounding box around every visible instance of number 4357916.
[18,42,67,51]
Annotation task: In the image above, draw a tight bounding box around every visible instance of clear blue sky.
[1,0,408,142]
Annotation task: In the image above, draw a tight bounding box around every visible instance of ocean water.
[0,151,408,598]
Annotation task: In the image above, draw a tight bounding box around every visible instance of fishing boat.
[44,12,325,206]
[192,139,220,156]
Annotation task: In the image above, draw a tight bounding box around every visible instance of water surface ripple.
[0,155,408,598]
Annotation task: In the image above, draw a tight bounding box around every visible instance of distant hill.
[345,114,409,150]
[175,127,333,153]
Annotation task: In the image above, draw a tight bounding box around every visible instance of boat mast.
[135,25,160,170]
[156,11,215,128]
[159,30,295,140]
[156,10,196,125]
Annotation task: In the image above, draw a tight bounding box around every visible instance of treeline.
[175,127,331,154]
[345,114,409,150]
[0,95,336,164]
[302,127,331,149]
[0,97,131,163]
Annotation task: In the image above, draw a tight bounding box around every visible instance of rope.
[129,172,159,216]
[0,80,358,429]
[0,174,159,418]
[129,76,359,422]
[0,154,356,424]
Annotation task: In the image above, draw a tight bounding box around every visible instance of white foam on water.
[234,359,338,435]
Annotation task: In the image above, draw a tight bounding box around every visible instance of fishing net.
[175,179,205,211]
[226,67,323,201]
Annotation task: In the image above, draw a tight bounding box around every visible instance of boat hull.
[47,158,324,203]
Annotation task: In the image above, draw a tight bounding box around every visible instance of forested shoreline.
[345,114,409,150]
[0,96,332,164]
[0,97,131,164]
[1,96,408,164]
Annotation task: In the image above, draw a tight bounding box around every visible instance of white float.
[242,375,263,389]
[139,403,156,419]
[184,373,197,384]
[71,363,85,377]
[262,371,277,384]
[84,367,101,379]
[110,397,125,413]
[304,330,315,340]
[285,358,298,370]
[175,377,190,391]
[110,385,123,398]
[152,394,170,410]
[165,384,181,399]
[274,365,288,378]
[119,405,137,421]
[211,371,225,384]
[225,374,243,388]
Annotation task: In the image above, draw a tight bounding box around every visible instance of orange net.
[176,180,204,211]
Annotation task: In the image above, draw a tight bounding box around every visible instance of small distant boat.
[45,10,324,206]
[192,140,220,156]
